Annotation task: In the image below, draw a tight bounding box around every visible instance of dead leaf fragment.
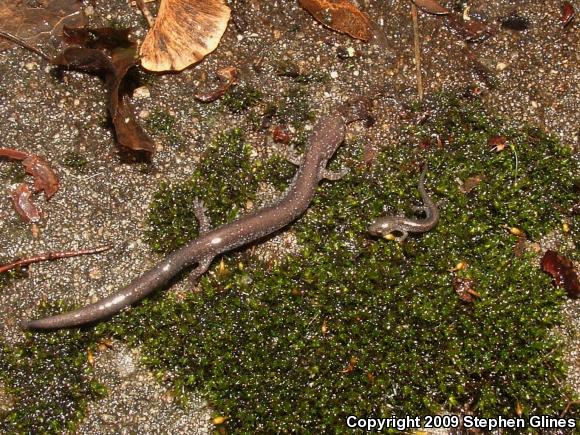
[541,250,579,299]
[12,183,41,223]
[445,13,494,41]
[562,2,575,27]
[0,148,59,199]
[194,66,239,102]
[453,277,480,302]
[22,155,59,199]
[411,0,450,15]
[459,174,485,194]
[54,31,155,152]
[299,0,373,41]
[0,0,85,51]
[139,0,231,72]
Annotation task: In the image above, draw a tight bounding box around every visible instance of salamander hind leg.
[321,167,349,181]
[188,256,214,287]
[193,198,212,234]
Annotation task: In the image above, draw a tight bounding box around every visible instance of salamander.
[368,163,439,241]
[22,101,368,330]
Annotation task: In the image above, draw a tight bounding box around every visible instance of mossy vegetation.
[3,92,577,432]
[146,109,184,148]
[0,304,105,434]
[146,128,258,253]
[222,84,263,113]
[63,151,89,172]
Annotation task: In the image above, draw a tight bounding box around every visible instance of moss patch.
[6,92,578,431]
[0,305,105,434]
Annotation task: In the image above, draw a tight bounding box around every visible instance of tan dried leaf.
[0,0,85,51]
[410,0,450,15]
[139,0,231,72]
[299,0,373,41]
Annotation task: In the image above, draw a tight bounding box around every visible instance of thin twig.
[0,245,113,273]
[560,400,580,417]
[410,4,424,101]
[135,0,155,28]
[0,30,51,62]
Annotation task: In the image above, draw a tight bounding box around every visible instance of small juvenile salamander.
[23,101,368,330]
[368,163,439,242]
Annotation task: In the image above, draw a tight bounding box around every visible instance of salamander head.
[368,219,408,241]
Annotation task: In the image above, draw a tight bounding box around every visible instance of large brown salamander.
[23,102,368,330]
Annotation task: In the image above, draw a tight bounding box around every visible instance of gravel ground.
[0,0,577,432]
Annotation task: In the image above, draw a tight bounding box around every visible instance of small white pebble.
[25,62,36,70]
[133,86,150,99]
[353,70,359,77]
[139,109,150,119]
[84,5,94,16]
[330,71,338,79]
[496,62,508,71]
[347,47,355,57]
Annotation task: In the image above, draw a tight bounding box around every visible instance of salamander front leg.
[286,145,302,166]
[193,198,211,234]
[188,199,214,285]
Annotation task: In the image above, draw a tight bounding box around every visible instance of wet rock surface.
[0,0,577,432]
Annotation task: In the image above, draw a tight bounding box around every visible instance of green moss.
[0,304,105,434]
[275,86,315,128]
[146,128,258,253]
[274,60,331,84]
[146,110,183,148]
[63,151,89,172]
[222,85,263,113]
[9,92,578,431]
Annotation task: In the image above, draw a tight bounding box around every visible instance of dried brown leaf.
[562,2,575,27]
[453,277,480,302]
[0,148,59,199]
[12,183,41,223]
[445,13,494,42]
[194,66,239,102]
[299,0,373,41]
[139,0,231,72]
[22,155,59,199]
[54,38,155,153]
[0,0,85,51]
[541,250,580,299]
[0,147,28,160]
[411,0,450,15]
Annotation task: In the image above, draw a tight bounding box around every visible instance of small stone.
[330,71,338,79]
[84,5,94,16]
[89,267,103,280]
[496,62,508,71]
[133,86,150,99]
[25,62,36,70]
[138,109,150,119]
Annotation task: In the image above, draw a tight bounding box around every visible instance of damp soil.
[0,0,578,433]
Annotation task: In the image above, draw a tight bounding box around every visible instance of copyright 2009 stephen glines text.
[346,415,577,431]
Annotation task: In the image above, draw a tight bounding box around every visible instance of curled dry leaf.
[55,29,155,153]
[194,66,239,102]
[140,0,231,72]
[411,0,450,15]
[562,2,575,27]
[0,0,85,51]
[0,148,59,199]
[12,183,41,223]
[488,135,507,152]
[459,174,485,194]
[541,250,580,299]
[445,13,494,41]
[453,277,480,302]
[22,155,59,199]
[299,0,373,41]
